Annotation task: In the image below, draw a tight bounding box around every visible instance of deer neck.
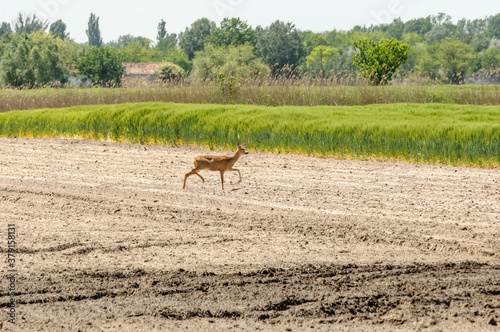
[227,150,241,167]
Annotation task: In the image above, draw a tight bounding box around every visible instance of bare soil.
[0,137,499,332]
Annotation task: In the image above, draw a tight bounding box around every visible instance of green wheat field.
[0,102,499,167]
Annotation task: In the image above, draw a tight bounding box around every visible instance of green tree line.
[0,12,499,87]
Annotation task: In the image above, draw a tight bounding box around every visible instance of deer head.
[237,142,248,155]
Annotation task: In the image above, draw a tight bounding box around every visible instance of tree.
[352,38,410,85]
[487,14,500,39]
[256,20,304,76]
[413,41,442,80]
[404,16,433,35]
[191,44,269,81]
[470,34,491,53]
[490,37,500,49]
[156,35,177,54]
[321,29,367,51]
[179,18,216,59]
[157,19,167,42]
[0,22,12,37]
[13,13,48,34]
[306,46,340,68]
[49,19,69,40]
[435,38,475,84]
[108,35,152,48]
[76,46,124,86]
[0,31,65,87]
[156,19,177,54]
[53,36,79,74]
[386,18,405,40]
[305,45,340,76]
[301,30,328,55]
[303,46,356,78]
[424,24,453,44]
[206,17,256,47]
[399,42,426,75]
[477,47,500,69]
[329,50,357,75]
[423,13,458,45]
[118,41,160,62]
[402,32,424,46]
[430,13,453,26]
[86,13,102,48]
[456,18,487,45]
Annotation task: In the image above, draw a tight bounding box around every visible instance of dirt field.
[0,137,499,331]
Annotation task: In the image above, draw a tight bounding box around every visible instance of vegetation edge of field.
[0,102,499,168]
[1,85,500,113]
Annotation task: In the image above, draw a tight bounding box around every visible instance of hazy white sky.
[1,0,499,43]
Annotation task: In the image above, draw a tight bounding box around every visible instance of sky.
[1,0,500,43]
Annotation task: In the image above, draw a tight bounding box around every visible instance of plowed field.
[1,137,499,331]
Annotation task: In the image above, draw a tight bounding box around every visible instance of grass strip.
[1,84,500,113]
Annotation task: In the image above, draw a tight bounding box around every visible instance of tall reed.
[1,71,500,112]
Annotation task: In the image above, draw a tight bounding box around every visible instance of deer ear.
[237,141,240,146]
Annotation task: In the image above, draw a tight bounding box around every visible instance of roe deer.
[183,143,248,190]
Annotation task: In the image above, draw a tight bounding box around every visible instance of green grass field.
[0,102,499,167]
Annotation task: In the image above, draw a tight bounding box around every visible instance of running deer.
[183,143,248,190]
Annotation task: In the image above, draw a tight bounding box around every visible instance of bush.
[353,38,410,85]
[155,62,186,82]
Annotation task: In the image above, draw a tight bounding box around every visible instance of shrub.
[353,38,410,85]
[154,62,186,82]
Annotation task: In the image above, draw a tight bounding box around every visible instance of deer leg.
[183,170,205,189]
[194,172,205,182]
[220,171,225,190]
[183,171,193,189]
[229,168,242,182]
[183,172,189,189]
